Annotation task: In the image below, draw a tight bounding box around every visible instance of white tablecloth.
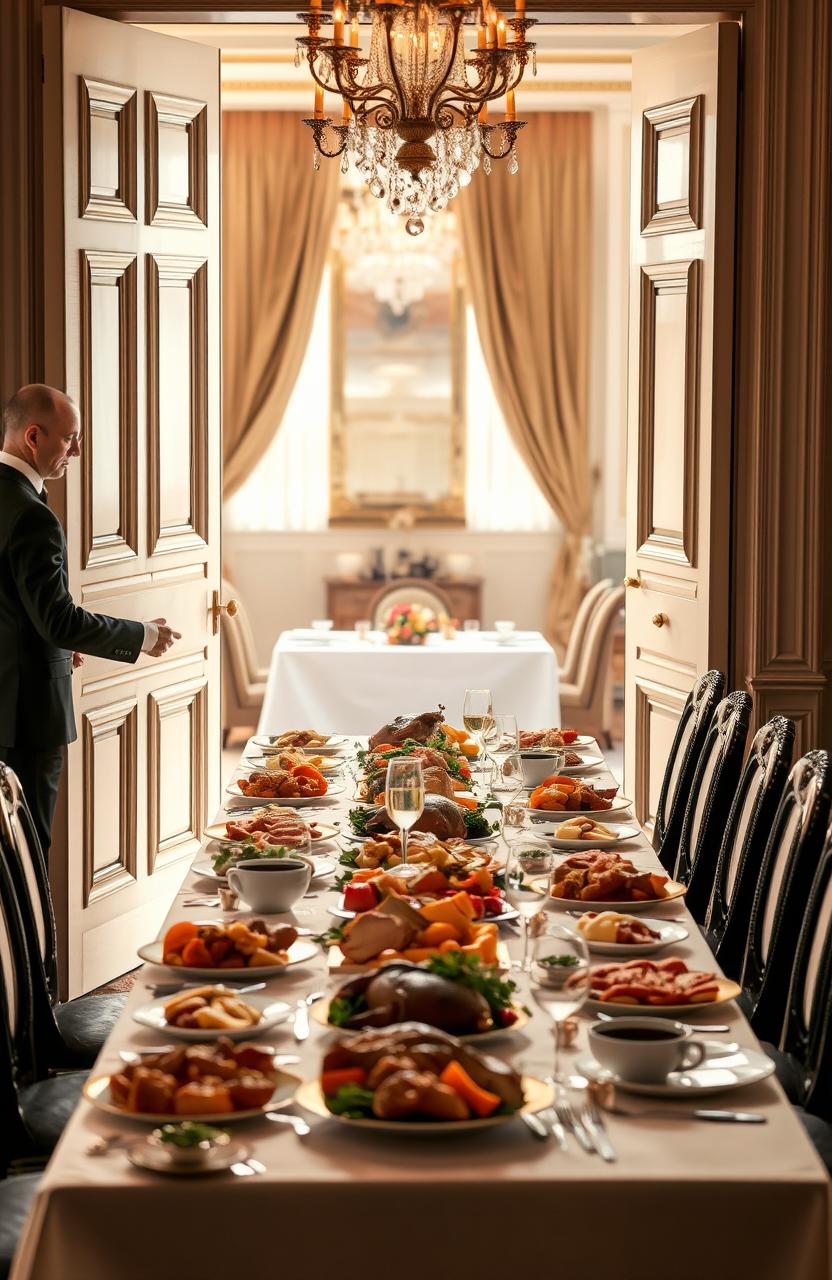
[257,630,560,734]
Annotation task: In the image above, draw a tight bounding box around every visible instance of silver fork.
[554,1097,595,1154]
[230,1157,267,1177]
[581,1096,617,1162]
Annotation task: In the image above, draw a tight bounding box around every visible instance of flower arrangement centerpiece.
[383,603,438,646]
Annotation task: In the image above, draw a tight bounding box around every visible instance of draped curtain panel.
[458,112,593,651]
[222,112,340,498]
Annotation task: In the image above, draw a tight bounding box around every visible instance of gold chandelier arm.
[425,12,463,120]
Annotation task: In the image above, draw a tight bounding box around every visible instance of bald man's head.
[1,384,81,479]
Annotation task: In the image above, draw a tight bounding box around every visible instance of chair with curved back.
[740,749,832,1044]
[672,690,753,921]
[559,578,612,685]
[220,576,269,743]
[369,579,454,629]
[703,716,795,978]
[558,585,624,747]
[0,764,126,1071]
[651,670,725,874]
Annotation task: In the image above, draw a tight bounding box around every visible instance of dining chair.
[369,579,454,629]
[0,764,126,1071]
[739,749,832,1044]
[672,691,752,921]
[559,578,612,685]
[558,584,624,747]
[652,669,725,874]
[762,822,832,1123]
[0,851,87,1168]
[0,1171,41,1280]
[703,716,795,979]
[221,575,269,743]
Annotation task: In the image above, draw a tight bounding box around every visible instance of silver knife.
[522,1113,549,1141]
[540,1107,568,1151]
[693,1110,767,1123]
[582,1103,617,1162]
[293,997,311,1041]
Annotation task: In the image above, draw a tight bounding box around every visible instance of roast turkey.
[368,708,445,750]
[330,961,492,1034]
[364,793,466,841]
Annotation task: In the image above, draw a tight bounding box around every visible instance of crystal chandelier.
[296,0,536,234]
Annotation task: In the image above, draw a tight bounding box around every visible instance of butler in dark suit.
[0,384,181,856]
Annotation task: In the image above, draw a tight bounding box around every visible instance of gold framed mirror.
[328,210,466,527]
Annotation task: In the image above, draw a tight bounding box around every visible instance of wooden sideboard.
[325,577,483,630]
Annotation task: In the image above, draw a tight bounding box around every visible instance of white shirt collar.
[0,450,44,494]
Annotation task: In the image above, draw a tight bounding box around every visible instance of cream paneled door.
[624,24,739,833]
[42,9,221,997]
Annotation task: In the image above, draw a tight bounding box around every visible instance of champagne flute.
[463,688,493,789]
[384,756,425,879]
[530,922,590,1086]
[503,836,554,972]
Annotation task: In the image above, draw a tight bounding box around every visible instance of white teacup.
[494,619,516,637]
[589,1017,707,1084]
[226,858,312,914]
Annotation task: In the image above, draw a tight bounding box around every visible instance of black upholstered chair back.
[741,750,832,1044]
[705,716,795,978]
[780,826,832,1122]
[673,691,752,920]
[0,851,36,1173]
[0,765,59,1001]
[652,669,725,873]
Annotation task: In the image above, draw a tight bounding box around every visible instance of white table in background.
[257,629,560,734]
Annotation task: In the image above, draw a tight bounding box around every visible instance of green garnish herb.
[158,1122,227,1148]
[539,954,581,968]
[313,923,347,949]
[425,952,518,1018]
[328,994,367,1027]
[464,805,499,839]
[348,807,374,836]
[325,1083,376,1118]
[211,840,294,874]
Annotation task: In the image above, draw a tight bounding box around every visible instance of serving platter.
[534,878,687,913]
[83,1067,301,1124]
[191,852,337,885]
[562,917,689,957]
[252,734,348,753]
[342,831,499,849]
[137,937,318,978]
[243,754,343,774]
[224,781,345,806]
[526,798,634,822]
[585,975,741,1017]
[327,940,513,974]
[520,735,596,752]
[203,817,340,845]
[539,822,641,850]
[132,991,293,1040]
[294,1074,553,1133]
[309,997,529,1044]
[327,893,519,925]
[576,1043,774,1097]
[557,755,605,774]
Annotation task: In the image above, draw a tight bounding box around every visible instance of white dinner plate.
[243,754,343,774]
[191,852,337,885]
[327,893,519,925]
[137,937,318,978]
[539,822,642,850]
[309,997,529,1043]
[562,917,689,956]
[294,1075,553,1133]
[520,735,596,751]
[558,754,605,774]
[342,830,499,848]
[534,878,686,913]
[586,975,742,1017]
[84,1067,300,1123]
[203,817,340,845]
[526,798,634,822]
[132,991,293,1040]
[225,781,345,806]
[127,1136,250,1176]
[576,1043,775,1098]
[252,734,348,753]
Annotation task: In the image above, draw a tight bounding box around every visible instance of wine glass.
[530,921,590,1086]
[384,756,425,879]
[482,712,519,768]
[463,688,493,788]
[503,836,554,972]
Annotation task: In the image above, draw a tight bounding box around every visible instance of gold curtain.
[458,112,592,652]
[222,112,340,498]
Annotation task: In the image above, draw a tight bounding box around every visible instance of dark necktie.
[39,486,48,505]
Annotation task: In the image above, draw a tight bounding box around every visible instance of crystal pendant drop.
[405,216,425,237]
[313,149,320,171]
[483,154,491,176]
[340,149,349,174]
[508,146,519,176]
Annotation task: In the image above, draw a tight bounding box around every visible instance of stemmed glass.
[384,756,425,879]
[530,922,590,1086]
[503,835,554,973]
[463,688,493,791]
[482,713,519,772]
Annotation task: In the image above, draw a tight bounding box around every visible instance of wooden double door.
[43,9,222,997]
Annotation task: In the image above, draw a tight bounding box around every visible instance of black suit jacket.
[0,463,145,748]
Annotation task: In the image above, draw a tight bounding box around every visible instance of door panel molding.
[634,678,688,831]
[147,675,207,874]
[636,258,701,568]
[146,253,209,556]
[81,646,208,696]
[82,698,138,907]
[145,90,208,228]
[641,94,703,236]
[79,248,138,569]
[78,75,137,222]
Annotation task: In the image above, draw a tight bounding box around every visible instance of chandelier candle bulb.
[314,82,324,119]
[477,25,485,48]
[497,17,506,47]
[333,4,345,44]
[506,88,516,121]
[350,16,359,46]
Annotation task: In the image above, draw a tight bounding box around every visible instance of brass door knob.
[211,590,238,634]
[652,612,669,628]
[623,575,640,588]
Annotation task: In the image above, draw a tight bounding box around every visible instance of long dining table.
[11,735,830,1280]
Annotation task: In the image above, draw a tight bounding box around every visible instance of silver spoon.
[230,1157,266,1177]
[594,1010,731,1034]
[265,1112,311,1136]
